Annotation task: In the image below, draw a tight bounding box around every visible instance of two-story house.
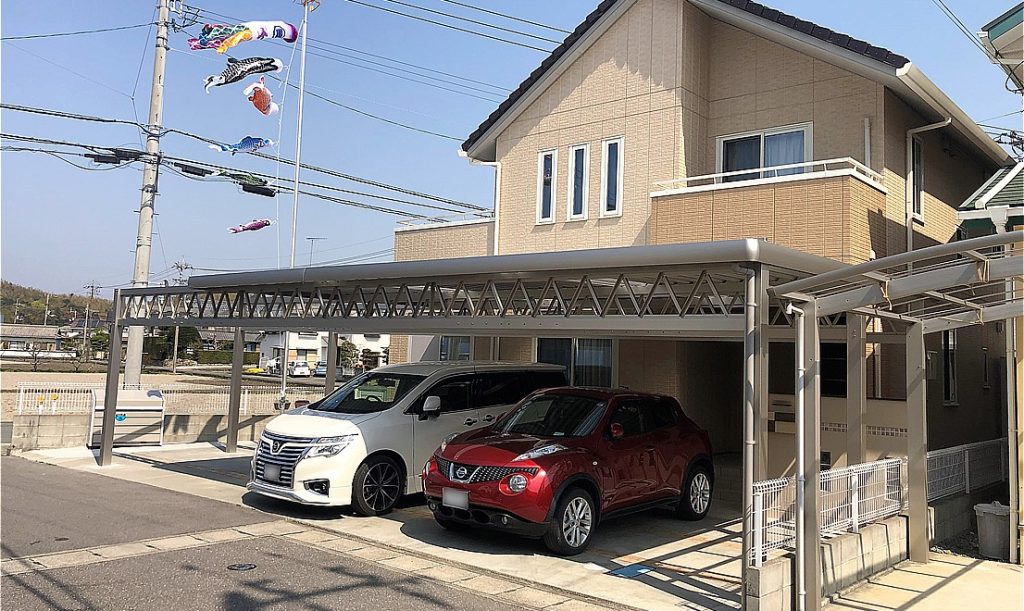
[390,0,1013,478]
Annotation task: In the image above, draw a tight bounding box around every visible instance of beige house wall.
[492,0,712,255]
[393,220,493,262]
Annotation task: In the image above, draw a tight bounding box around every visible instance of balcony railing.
[652,157,886,195]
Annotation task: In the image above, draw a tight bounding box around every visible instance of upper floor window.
[536,149,557,224]
[716,123,812,182]
[912,137,924,219]
[601,137,623,217]
[567,144,589,220]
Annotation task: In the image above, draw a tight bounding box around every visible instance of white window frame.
[715,122,814,175]
[600,137,624,218]
[566,143,589,221]
[911,136,924,221]
[536,149,557,225]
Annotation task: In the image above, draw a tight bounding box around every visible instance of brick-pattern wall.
[497,337,534,362]
[617,339,680,396]
[393,220,493,261]
[492,0,711,254]
[651,175,884,263]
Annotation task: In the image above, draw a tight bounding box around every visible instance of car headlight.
[439,432,459,453]
[512,444,567,462]
[507,473,529,493]
[307,434,357,458]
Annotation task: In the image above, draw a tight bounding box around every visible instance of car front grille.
[434,455,538,484]
[255,432,316,487]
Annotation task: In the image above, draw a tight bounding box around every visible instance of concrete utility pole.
[43,293,50,326]
[124,0,170,385]
[83,282,99,354]
[170,258,192,374]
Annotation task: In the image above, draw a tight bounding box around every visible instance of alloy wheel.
[690,471,710,514]
[362,462,401,512]
[561,496,593,548]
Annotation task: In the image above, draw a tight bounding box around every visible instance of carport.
[96,232,1022,609]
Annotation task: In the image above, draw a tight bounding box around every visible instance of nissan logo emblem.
[455,466,469,479]
[271,440,282,454]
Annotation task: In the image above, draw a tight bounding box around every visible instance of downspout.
[905,118,951,259]
[995,217,1022,564]
[787,302,808,611]
[460,151,502,256]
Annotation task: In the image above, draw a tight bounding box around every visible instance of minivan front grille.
[255,432,315,487]
[434,455,538,484]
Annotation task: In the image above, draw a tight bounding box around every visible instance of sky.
[1,0,1020,301]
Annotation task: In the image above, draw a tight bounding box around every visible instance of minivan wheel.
[352,456,403,516]
[677,464,712,520]
[542,488,595,555]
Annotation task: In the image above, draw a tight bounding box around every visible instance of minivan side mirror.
[422,395,441,418]
[609,422,625,440]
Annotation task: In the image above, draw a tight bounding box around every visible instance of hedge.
[195,350,260,365]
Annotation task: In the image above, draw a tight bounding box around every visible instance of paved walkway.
[17,443,748,611]
[828,552,1023,610]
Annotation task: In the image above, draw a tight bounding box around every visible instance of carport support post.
[798,299,822,611]
[742,270,756,608]
[755,264,770,479]
[846,313,866,465]
[325,332,339,394]
[906,322,929,563]
[226,327,244,453]
[99,289,124,467]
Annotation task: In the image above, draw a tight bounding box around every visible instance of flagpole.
[281,5,310,404]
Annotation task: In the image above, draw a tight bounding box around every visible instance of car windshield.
[494,393,606,438]
[307,372,426,414]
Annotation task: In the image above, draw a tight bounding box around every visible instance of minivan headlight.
[439,432,459,453]
[512,444,566,462]
[308,434,357,458]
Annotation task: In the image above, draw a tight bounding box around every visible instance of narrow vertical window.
[912,137,924,218]
[536,150,556,223]
[568,144,588,220]
[942,329,957,404]
[601,137,623,216]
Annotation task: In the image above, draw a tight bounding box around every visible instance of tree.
[338,340,359,368]
[90,331,110,354]
[69,340,91,373]
[26,342,45,372]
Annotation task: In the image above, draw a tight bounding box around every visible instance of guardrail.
[750,458,907,566]
[652,156,886,193]
[16,382,327,415]
[926,438,1007,502]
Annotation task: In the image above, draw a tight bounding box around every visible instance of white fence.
[750,458,907,566]
[16,382,327,416]
[926,438,1008,502]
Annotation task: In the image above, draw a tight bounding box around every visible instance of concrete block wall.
[746,515,908,610]
[12,413,276,450]
[929,484,1007,545]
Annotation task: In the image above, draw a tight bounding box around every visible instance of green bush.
[195,350,259,365]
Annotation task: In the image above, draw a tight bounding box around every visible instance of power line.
[375,0,561,45]
[438,0,571,35]
[4,43,135,99]
[927,0,997,61]
[1,22,154,41]
[339,0,552,52]
[976,109,1024,123]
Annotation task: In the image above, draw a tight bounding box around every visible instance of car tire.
[677,463,713,521]
[351,455,404,516]
[542,488,596,556]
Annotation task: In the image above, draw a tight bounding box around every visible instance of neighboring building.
[958,161,1024,235]
[391,0,1014,474]
[321,333,390,370]
[197,326,261,352]
[980,3,1023,92]
[0,323,75,359]
[258,331,390,369]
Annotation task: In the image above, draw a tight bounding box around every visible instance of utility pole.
[83,281,99,356]
[124,0,170,385]
[170,258,192,374]
[12,298,22,323]
[306,236,327,266]
[43,294,51,326]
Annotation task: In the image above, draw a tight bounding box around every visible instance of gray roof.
[0,324,62,340]
[960,163,1024,211]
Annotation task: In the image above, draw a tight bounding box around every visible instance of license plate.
[442,488,469,510]
[263,463,282,483]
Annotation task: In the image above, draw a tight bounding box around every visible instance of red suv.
[421,387,713,555]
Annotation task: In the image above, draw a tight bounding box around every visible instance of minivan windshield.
[307,372,426,414]
[494,393,606,438]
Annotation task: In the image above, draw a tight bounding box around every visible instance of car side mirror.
[294,400,310,409]
[609,422,625,440]
[421,395,441,419]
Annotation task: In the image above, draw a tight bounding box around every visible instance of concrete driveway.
[17,443,746,610]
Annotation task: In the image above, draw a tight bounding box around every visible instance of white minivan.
[247,361,567,515]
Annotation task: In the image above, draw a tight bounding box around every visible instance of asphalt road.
[1,456,525,611]
[1,456,267,559]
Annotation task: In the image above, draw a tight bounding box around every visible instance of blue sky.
[1,0,1020,299]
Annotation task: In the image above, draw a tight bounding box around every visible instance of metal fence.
[926,438,1007,502]
[16,382,327,416]
[750,458,907,566]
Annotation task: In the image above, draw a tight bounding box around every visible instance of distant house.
[0,324,74,359]
[197,326,261,352]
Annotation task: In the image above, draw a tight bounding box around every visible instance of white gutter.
[787,302,808,611]
[461,150,502,255]
[905,118,951,259]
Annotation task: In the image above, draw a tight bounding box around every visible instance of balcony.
[650,158,888,264]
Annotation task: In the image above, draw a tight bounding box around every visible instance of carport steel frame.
[99,233,1023,610]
